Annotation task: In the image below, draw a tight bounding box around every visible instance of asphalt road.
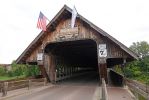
[8,71,100,100]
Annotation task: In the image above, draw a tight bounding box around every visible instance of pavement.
[0,72,101,100]
[107,86,135,100]
[0,84,54,100]
[0,85,135,100]
[0,72,135,100]
[2,85,100,100]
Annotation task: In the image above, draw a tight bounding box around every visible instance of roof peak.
[16,5,138,63]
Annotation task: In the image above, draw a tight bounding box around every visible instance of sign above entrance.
[56,27,79,41]
[99,44,107,57]
[60,27,78,34]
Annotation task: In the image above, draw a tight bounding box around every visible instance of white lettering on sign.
[99,44,107,57]
[37,53,43,61]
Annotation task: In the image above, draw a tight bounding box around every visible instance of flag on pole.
[37,12,48,31]
[71,6,77,28]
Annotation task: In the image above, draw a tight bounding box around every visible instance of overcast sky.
[0,0,149,64]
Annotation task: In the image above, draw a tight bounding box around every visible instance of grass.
[0,76,26,81]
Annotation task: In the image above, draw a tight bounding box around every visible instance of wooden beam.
[99,58,108,83]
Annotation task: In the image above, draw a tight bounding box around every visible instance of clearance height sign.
[98,44,107,58]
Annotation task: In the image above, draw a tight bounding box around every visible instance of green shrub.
[7,70,14,77]
[10,61,40,77]
[0,66,6,76]
[27,65,40,77]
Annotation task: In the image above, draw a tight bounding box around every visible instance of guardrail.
[126,78,149,100]
[101,78,108,100]
[0,78,47,97]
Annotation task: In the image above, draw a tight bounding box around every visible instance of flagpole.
[71,5,77,28]
[45,16,50,22]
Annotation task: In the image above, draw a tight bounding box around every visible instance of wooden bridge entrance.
[44,39,99,83]
[16,5,138,85]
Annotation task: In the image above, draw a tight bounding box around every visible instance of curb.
[125,86,136,100]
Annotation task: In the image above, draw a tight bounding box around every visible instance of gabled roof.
[16,5,139,63]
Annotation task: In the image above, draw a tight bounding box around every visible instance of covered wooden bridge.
[16,5,138,85]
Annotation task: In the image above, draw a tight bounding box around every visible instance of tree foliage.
[125,41,149,84]
[129,41,149,58]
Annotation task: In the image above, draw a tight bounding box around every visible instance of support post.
[28,80,31,90]
[38,64,50,81]
[2,82,8,96]
[44,78,47,86]
[121,58,127,87]
[37,52,50,82]
[49,55,56,84]
[99,58,108,84]
[54,72,57,83]
[98,44,108,84]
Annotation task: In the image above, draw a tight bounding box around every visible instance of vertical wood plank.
[99,63,108,83]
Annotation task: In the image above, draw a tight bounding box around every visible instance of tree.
[125,41,149,84]
[129,41,149,58]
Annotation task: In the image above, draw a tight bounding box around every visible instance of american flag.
[37,12,47,31]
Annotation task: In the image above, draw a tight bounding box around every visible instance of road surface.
[3,71,134,100]
[7,72,100,100]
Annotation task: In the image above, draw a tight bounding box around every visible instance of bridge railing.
[126,78,149,100]
[55,69,92,82]
[101,78,108,100]
[0,78,47,97]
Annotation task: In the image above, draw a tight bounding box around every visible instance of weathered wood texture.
[99,63,108,83]
[46,54,56,82]
[25,18,131,63]
[17,16,135,83]
[16,5,138,84]
[0,78,47,97]
[44,54,50,77]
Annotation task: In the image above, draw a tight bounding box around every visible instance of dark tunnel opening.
[44,39,100,85]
